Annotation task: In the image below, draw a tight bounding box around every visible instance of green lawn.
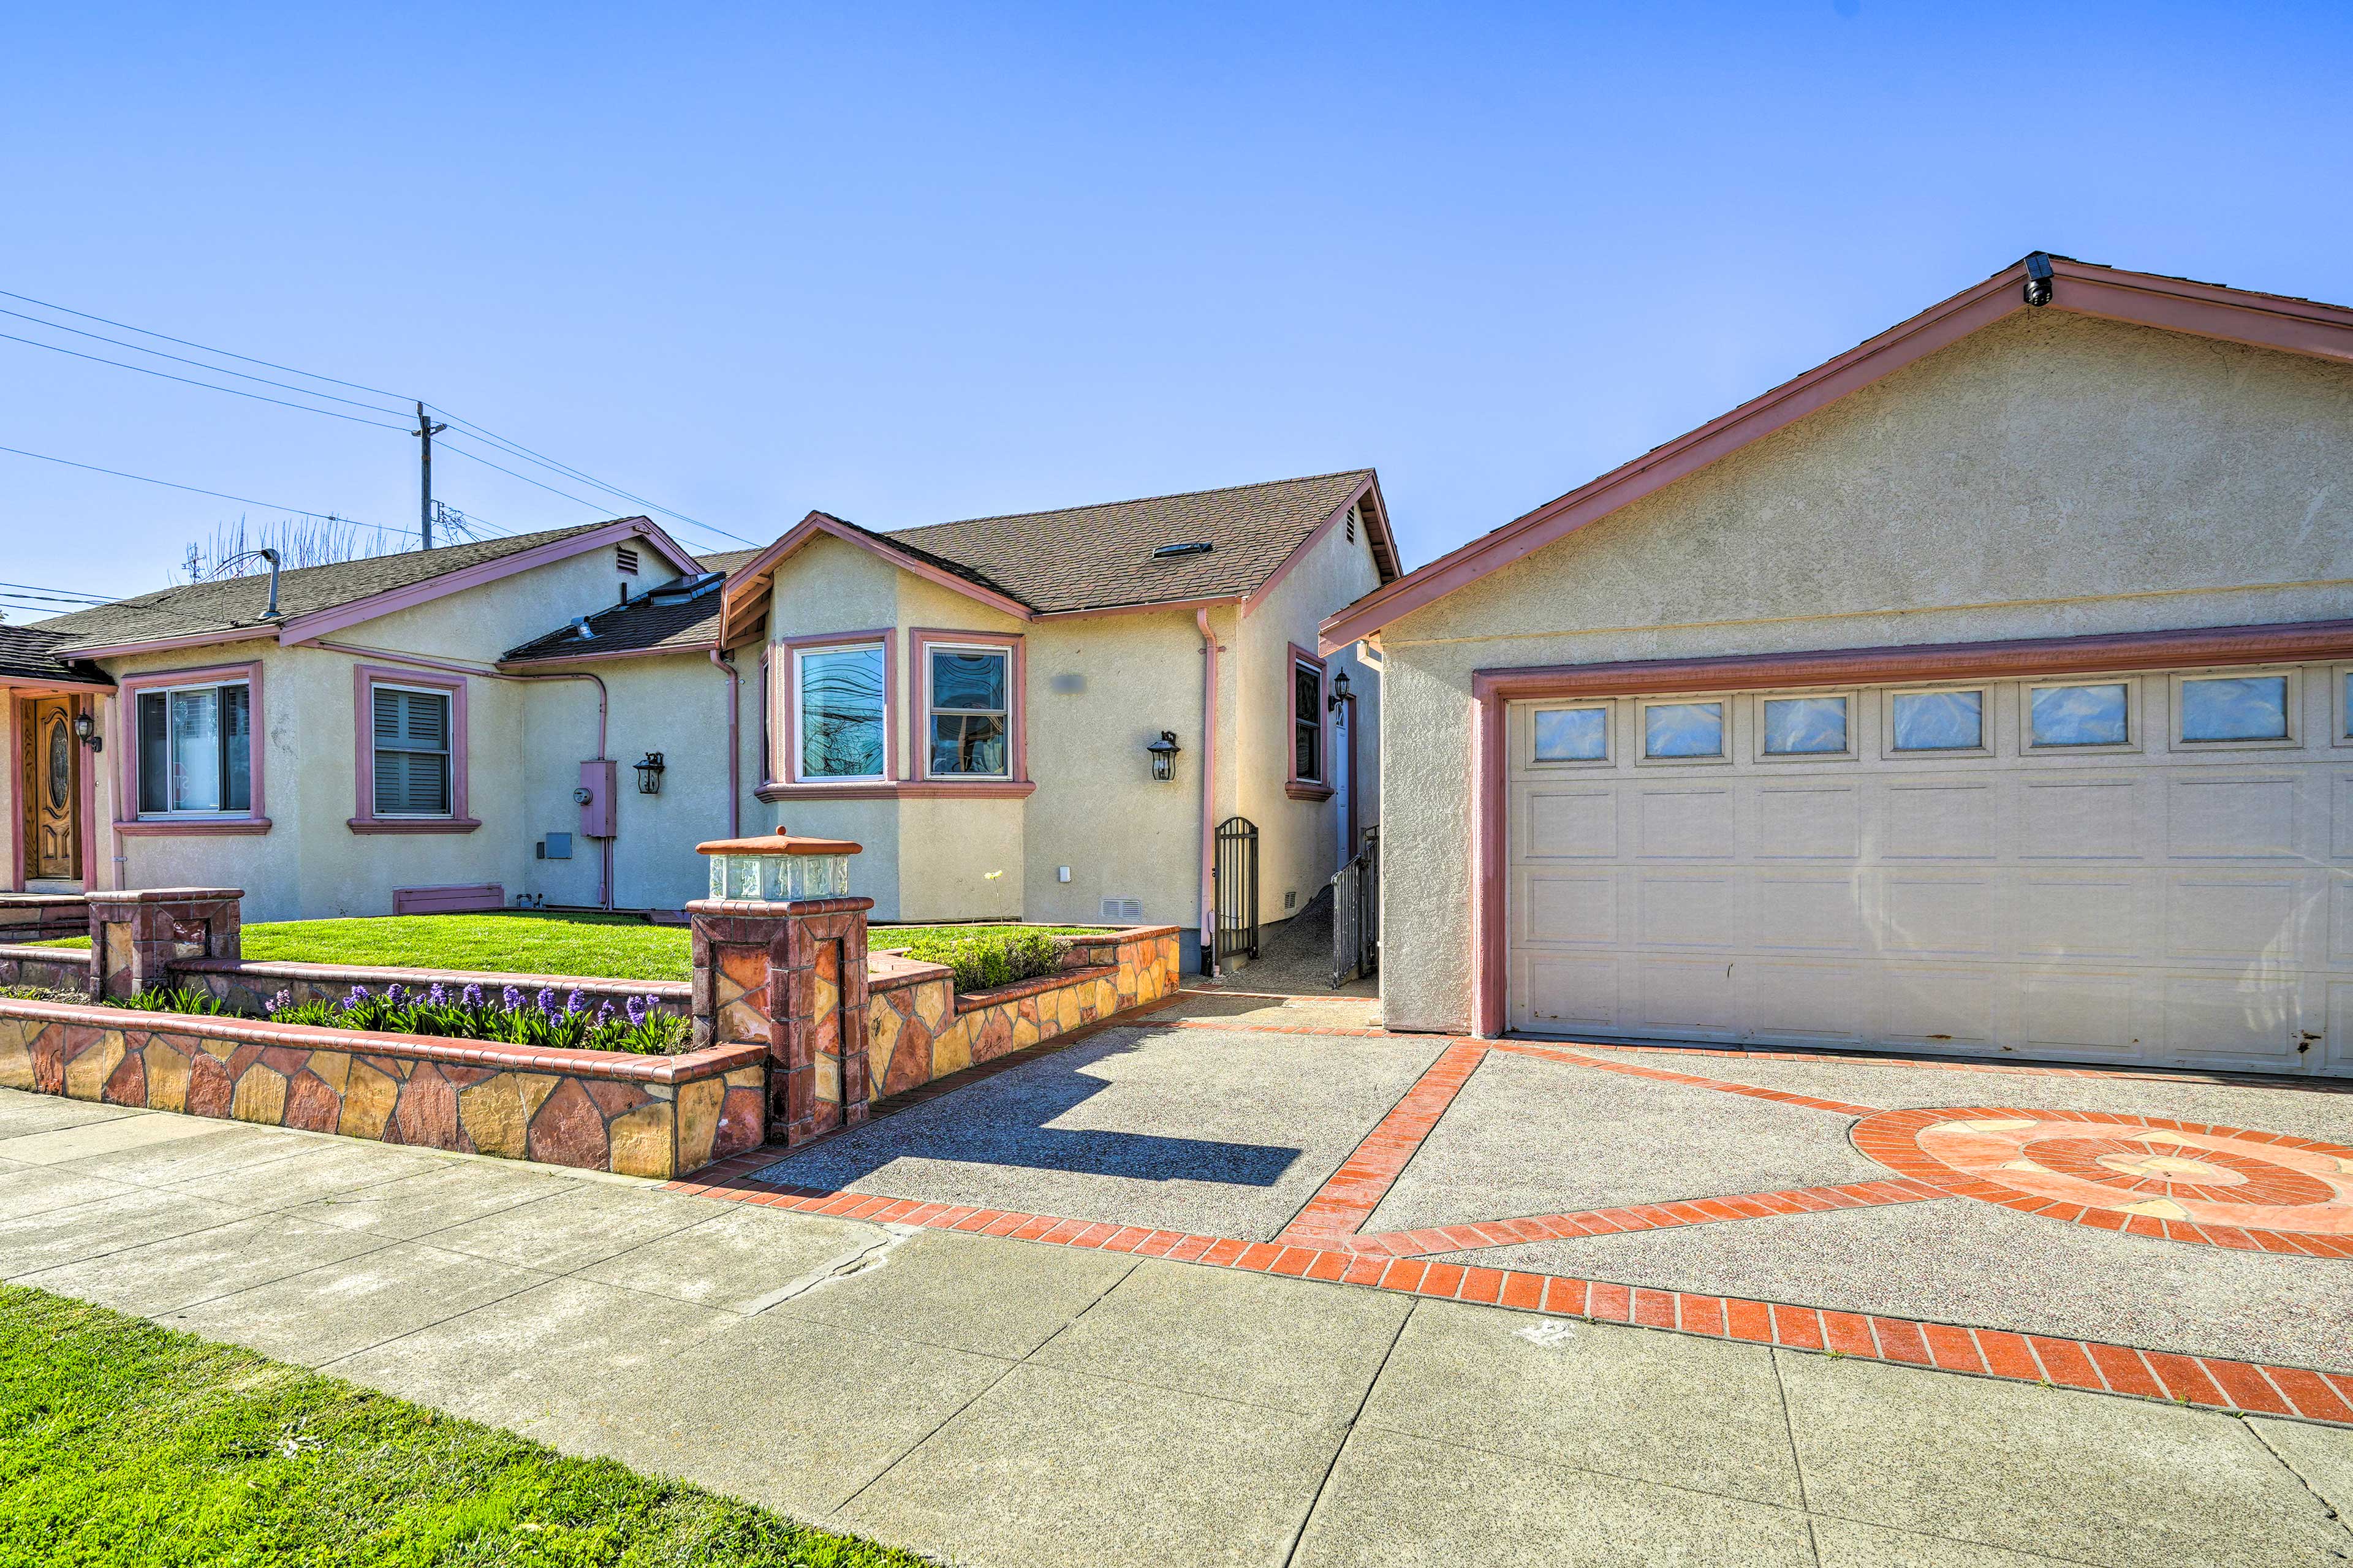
[26,912,1107,983]
[0,1284,923,1567]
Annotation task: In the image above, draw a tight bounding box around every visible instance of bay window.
[926,644,1010,777]
[795,642,888,780]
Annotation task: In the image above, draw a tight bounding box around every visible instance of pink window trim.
[775,629,896,787]
[113,659,271,833]
[908,627,1027,785]
[1287,642,1333,797]
[350,664,477,833]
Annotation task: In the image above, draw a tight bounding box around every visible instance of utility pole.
[411,400,447,548]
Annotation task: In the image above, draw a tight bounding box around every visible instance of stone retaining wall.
[0,1000,764,1179]
[866,926,1181,1100]
[0,943,93,991]
[0,895,87,942]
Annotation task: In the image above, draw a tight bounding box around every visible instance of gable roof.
[32,517,699,656]
[1317,252,2353,654]
[720,470,1398,646]
[0,623,110,689]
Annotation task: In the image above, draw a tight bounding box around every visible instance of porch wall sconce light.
[1326,670,1352,711]
[633,751,667,795]
[72,711,101,752]
[1146,730,1181,782]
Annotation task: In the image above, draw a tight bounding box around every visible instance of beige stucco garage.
[1323,254,2353,1077]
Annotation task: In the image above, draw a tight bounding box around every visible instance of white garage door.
[1506,662,2353,1077]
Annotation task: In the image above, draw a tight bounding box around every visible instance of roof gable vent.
[616,545,640,575]
[1152,540,1214,559]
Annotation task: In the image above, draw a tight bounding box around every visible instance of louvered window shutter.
[371,687,451,815]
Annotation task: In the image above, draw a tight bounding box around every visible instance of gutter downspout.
[709,648,741,839]
[311,640,612,909]
[1195,607,1220,977]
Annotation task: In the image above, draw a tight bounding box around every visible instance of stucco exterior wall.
[1374,311,2353,1032]
[61,540,683,922]
[1234,504,1387,926]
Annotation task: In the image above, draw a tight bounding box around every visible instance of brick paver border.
[668,1007,2353,1428]
[1344,1178,1950,1259]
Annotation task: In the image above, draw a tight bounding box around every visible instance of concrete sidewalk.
[3,1087,2349,1567]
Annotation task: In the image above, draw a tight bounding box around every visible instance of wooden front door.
[20,697,80,882]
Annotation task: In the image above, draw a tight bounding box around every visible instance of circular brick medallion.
[1852,1108,2353,1250]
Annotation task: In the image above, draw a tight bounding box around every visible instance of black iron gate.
[1213,816,1259,968]
[1331,825,1379,988]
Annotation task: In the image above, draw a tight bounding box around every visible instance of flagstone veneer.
[0,999,765,1179]
[866,928,1181,1102]
[171,958,691,1020]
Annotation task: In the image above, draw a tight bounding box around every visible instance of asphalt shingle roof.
[502,574,730,663]
[31,521,634,652]
[0,623,107,687]
[855,469,1377,615]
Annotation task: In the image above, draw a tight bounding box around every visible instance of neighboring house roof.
[499,547,762,665]
[719,470,1399,648]
[0,623,110,689]
[31,517,699,657]
[1317,252,2353,654]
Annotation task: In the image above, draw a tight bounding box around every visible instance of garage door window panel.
[2026,680,2138,752]
[1639,698,1728,764]
[1757,692,1855,762]
[1887,687,1990,757]
[2173,670,2298,749]
[2337,665,2353,747]
[1529,703,1613,768]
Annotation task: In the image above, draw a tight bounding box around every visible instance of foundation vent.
[1101,896,1143,923]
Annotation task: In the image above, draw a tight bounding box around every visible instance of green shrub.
[901,928,1064,991]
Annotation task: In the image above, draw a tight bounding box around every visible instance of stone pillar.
[687,833,869,1148]
[84,887,244,1001]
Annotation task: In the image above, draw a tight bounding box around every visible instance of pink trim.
[1197,608,1221,970]
[280,517,698,645]
[5,698,18,890]
[1285,781,1335,801]
[1286,642,1330,789]
[722,511,1034,646]
[757,779,1037,803]
[775,629,896,786]
[908,627,1027,784]
[1318,256,2353,656]
[710,648,741,839]
[1463,614,2353,1040]
[0,674,114,694]
[52,628,273,662]
[75,695,97,887]
[350,663,470,828]
[113,659,269,833]
[1242,476,1395,617]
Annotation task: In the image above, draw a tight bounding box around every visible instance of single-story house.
[1322,253,2353,1077]
[6,470,1397,971]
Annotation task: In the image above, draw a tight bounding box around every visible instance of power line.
[0,331,412,431]
[425,406,760,547]
[0,307,414,420]
[432,436,625,517]
[0,286,415,403]
[0,578,112,602]
[0,442,414,539]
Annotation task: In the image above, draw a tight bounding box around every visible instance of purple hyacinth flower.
[463,982,485,1009]
[564,988,587,1016]
[595,1000,616,1026]
[502,985,525,1010]
[426,982,449,1007]
[385,983,406,1005]
[536,987,557,1014]
[624,995,647,1028]
[268,989,293,1014]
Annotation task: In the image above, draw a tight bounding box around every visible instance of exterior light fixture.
[634,751,667,795]
[2023,251,2055,308]
[1146,730,1181,782]
[72,711,100,752]
[1327,670,1351,710]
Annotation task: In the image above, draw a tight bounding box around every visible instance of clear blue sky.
[4,1,2348,611]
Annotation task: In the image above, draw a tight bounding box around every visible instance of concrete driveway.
[5,998,2353,1566]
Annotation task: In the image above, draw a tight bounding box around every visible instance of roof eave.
[1316,256,2353,655]
[719,511,1036,647]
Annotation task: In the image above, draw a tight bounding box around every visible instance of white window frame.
[2330,664,2353,750]
[792,641,890,784]
[1881,683,1995,760]
[369,681,453,819]
[1635,694,1732,766]
[2020,674,2142,755]
[1524,700,1616,770]
[2170,667,2302,751]
[1752,688,1859,764]
[134,678,255,819]
[922,641,1013,781]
